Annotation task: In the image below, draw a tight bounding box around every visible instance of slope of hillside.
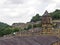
[0,22,10,29]
[0,22,10,36]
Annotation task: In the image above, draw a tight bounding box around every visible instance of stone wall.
[13,28,60,38]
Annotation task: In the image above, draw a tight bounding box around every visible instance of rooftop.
[42,10,50,16]
[0,36,60,45]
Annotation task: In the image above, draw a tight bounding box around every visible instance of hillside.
[0,22,10,36]
[0,22,10,29]
[0,22,20,37]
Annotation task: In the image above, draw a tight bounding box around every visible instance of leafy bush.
[12,28,20,32]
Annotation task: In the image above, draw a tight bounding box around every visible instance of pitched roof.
[0,36,60,45]
[42,10,50,17]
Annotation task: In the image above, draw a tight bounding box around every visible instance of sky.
[0,0,60,25]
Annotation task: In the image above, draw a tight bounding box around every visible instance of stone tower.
[42,10,53,33]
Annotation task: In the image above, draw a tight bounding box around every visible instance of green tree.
[33,24,41,28]
[12,27,20,32]
[31,14,41,22]
[24,24,32,30]
[2,27,12,35]
[50,9,60,20]
[33,24,37,28]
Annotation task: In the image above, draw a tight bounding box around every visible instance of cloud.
[45,3,57,12]
[8,0,28,4]
[0,0,60,25]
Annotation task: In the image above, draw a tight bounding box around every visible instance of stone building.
[41,10,53,34]
[12,23,26,29]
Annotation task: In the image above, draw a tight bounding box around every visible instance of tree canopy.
[30,14,41,22]
[0,22,20,36]
[50,9,60,20]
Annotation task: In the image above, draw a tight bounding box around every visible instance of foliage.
[1,27,12,35]
[30,14,41,22]
[27,24,32,29]
[24,23,42,30]
[24,24,32,30]
[33,24,41,28]
[0,22,20,36]
[12,28,20,32]
[50,9,60,20]
[0,27,20,36]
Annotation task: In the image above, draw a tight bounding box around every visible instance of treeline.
[0,22,20,36]
[30,9,60,22]
[50,9,60,20]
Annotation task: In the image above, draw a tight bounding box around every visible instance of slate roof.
[0,36,60,45]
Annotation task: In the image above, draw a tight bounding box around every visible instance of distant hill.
[0,22,11,36]
[0,22,10,30]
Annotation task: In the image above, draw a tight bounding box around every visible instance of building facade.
[42,10,53,34]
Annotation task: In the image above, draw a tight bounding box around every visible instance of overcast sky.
[0,0,60,25]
